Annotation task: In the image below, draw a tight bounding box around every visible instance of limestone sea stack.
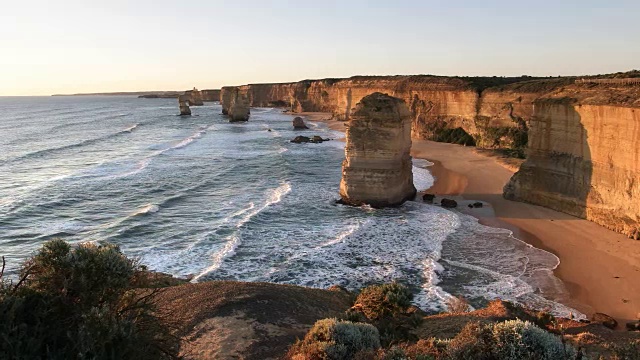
[220,86,233,115]
[228,88,250,122]
[220,86,250,121]
[339,93,416,207]
[178,95,191,116]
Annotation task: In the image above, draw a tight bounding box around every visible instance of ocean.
[0,96,579,317]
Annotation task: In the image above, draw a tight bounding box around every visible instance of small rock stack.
[178,95,191,116]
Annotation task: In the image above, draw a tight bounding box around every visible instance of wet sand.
[306,113,640,327]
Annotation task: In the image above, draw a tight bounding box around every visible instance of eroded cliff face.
[226,76,557,153]
[505,84,640,238]
[201,89,220,102]
[340,93,416,207]
[178,95,191,116]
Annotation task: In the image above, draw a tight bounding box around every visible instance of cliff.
[340,93,416,207]
[200,89,220,102]
[228,75,561,155]
[504,82,640,238]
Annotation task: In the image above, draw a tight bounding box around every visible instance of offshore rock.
[339,93,416,207]
[221,87,250,121]
[293,116,309,129]
[178,95,191,116]
[220,86,234,115]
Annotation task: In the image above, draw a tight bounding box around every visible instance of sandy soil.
[305,113,640,327]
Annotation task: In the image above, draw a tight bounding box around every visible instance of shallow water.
[0,96,580,317]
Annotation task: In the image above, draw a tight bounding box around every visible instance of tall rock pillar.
[178,95,191,116]
[228,87,250,122]
[339,92,416,207]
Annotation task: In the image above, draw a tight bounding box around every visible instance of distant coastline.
[51,91,183,97]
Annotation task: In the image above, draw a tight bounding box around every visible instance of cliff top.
[536,82,640,107]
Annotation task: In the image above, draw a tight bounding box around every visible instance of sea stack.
[228,87,250,122]
[220,86,234,115]
[339,92,416,207]
[178,95,191,116]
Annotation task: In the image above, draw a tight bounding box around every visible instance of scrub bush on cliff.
[446,319,576,360]
[0,239,178,359]
[287,318,381,360]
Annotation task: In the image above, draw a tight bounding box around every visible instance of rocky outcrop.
[178,95,191,116]
[504,83,640,238]
[220,86,234,115]
[293,117,309,129]
[220,86,250,121]
[339,93,416,207]
[184,87,204,106]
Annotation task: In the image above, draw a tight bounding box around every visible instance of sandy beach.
[305,113,640,327]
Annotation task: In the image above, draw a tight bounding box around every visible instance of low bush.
[446,319,576,360]
[288,318,381,360]
[0,239,177,359]
[353,283,413,321]
[445,296,471,315]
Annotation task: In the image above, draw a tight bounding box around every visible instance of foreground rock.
[220,86,233,115]
[339,93,416,207]
[153,281,352,360]
[292,116,309,129]
[178,95,191,116]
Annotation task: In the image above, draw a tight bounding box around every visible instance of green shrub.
[446,320,575,360]
[354,283,413,320]
[0,239,177,359]
[288,318,381,360]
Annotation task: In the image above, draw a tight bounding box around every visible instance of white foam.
[192,182,292,281]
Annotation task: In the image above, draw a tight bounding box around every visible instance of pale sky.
[1,0,638,96]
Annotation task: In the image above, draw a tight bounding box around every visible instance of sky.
[1,0,638,95]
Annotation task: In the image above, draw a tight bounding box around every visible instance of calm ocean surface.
[0,96,579,316]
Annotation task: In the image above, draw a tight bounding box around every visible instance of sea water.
[0,96,580,317]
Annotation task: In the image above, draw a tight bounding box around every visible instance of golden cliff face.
[339,93,416,207]
[232,76,546,152]
[505,85,640,238]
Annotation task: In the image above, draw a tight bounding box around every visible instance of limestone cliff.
[224,76,559,154]
[201,89,220,102]
[340,93,416,207]
[504,82,640,238]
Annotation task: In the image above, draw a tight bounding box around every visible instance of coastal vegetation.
[0,239,178,359]
[1,240,639,359]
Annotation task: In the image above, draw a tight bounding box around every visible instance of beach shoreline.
[304,112,640,327]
